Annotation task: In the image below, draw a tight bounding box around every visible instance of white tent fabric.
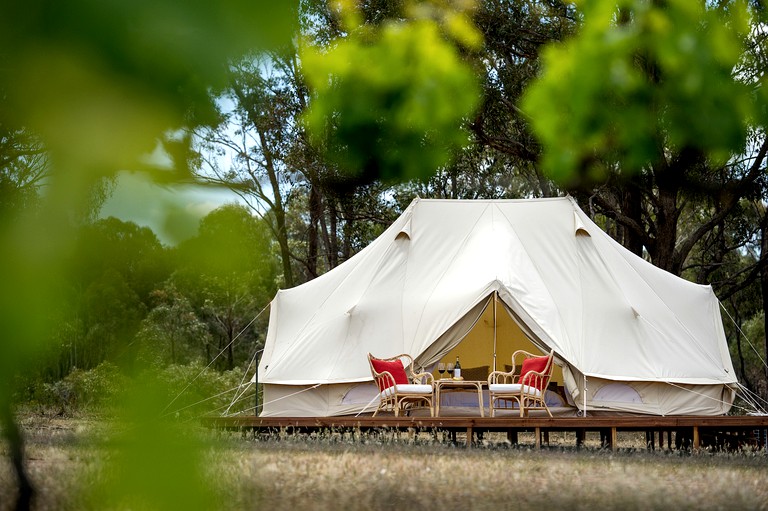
[258,197,736,416]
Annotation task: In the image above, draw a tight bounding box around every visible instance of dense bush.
[20,361,254,419]
[22,362,128,413]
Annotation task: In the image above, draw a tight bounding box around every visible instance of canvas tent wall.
[257,197,737,417]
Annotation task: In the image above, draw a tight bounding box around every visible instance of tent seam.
[409,202,493,347]
[493,203,574,353]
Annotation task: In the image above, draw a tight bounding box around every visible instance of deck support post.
[645,430,654,451]
[610,427,617,451]
[576,428,585,449]
[535,427,541,449]
[693,426,700,451]
[466,426,473,448]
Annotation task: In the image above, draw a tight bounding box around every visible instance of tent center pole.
[493,292,498,373]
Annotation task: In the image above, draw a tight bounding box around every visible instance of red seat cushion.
[370,358,409,391]
[517,355,550,390]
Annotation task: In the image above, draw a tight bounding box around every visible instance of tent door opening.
[418,292,564,386]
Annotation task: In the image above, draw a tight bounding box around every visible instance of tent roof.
[259,197,736,387]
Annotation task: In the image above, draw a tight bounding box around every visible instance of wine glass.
[438,362,446,379]
[446,362,455,378]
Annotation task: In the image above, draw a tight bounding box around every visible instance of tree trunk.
[227,307,235,370]
[307,185,321,279]
[318,209,331,269]
[652,187,680,274]
[620,186,644,257]
[257,128,294,287]
[1,399,34,510]
[761,210,768,383]
[535,165,553,198]
[341,198,353,262]
[227,327,234,370]
[328,198,339,269]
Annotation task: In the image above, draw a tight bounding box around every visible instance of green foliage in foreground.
[301,1,481,184]
[523,0,759,183]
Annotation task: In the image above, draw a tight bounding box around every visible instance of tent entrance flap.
[496,295,552,356]
[416,292,564,387]
[415,296,492,369]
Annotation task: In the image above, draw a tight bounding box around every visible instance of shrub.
[153,362,251,419]
[26,362,128,413]
[19,360,253,419]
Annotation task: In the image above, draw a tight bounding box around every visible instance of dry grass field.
[2,412,768,511]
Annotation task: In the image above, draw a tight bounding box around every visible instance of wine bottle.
[454,356,461,379]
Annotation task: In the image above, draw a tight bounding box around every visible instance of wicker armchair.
[488,349,554,417]
[368,353,434,417]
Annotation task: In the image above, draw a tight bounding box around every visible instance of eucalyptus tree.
[469,0,577,198]
[194,53,308,288]
[195,0,482,286]
[173,204,278,369]
[0,126,48,217]
[390,145,548,204]
[137,283,212,367]
[64,218,171,372]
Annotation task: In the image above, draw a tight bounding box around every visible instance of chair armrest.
[373,370,397,390]
[519,369,549,391]
[411,371,434,385]
[488,370,516,384]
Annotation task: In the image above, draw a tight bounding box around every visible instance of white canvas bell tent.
[257,197,737,417]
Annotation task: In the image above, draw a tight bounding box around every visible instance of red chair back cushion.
[517,355,550,390]
[370,358,409,391]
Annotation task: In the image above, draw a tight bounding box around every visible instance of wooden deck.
[204,414,768,451]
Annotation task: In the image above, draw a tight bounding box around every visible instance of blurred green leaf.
[0,2,297,509]
[95,374,216,511]
[522,0,758,184]
[301,1,481,184]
